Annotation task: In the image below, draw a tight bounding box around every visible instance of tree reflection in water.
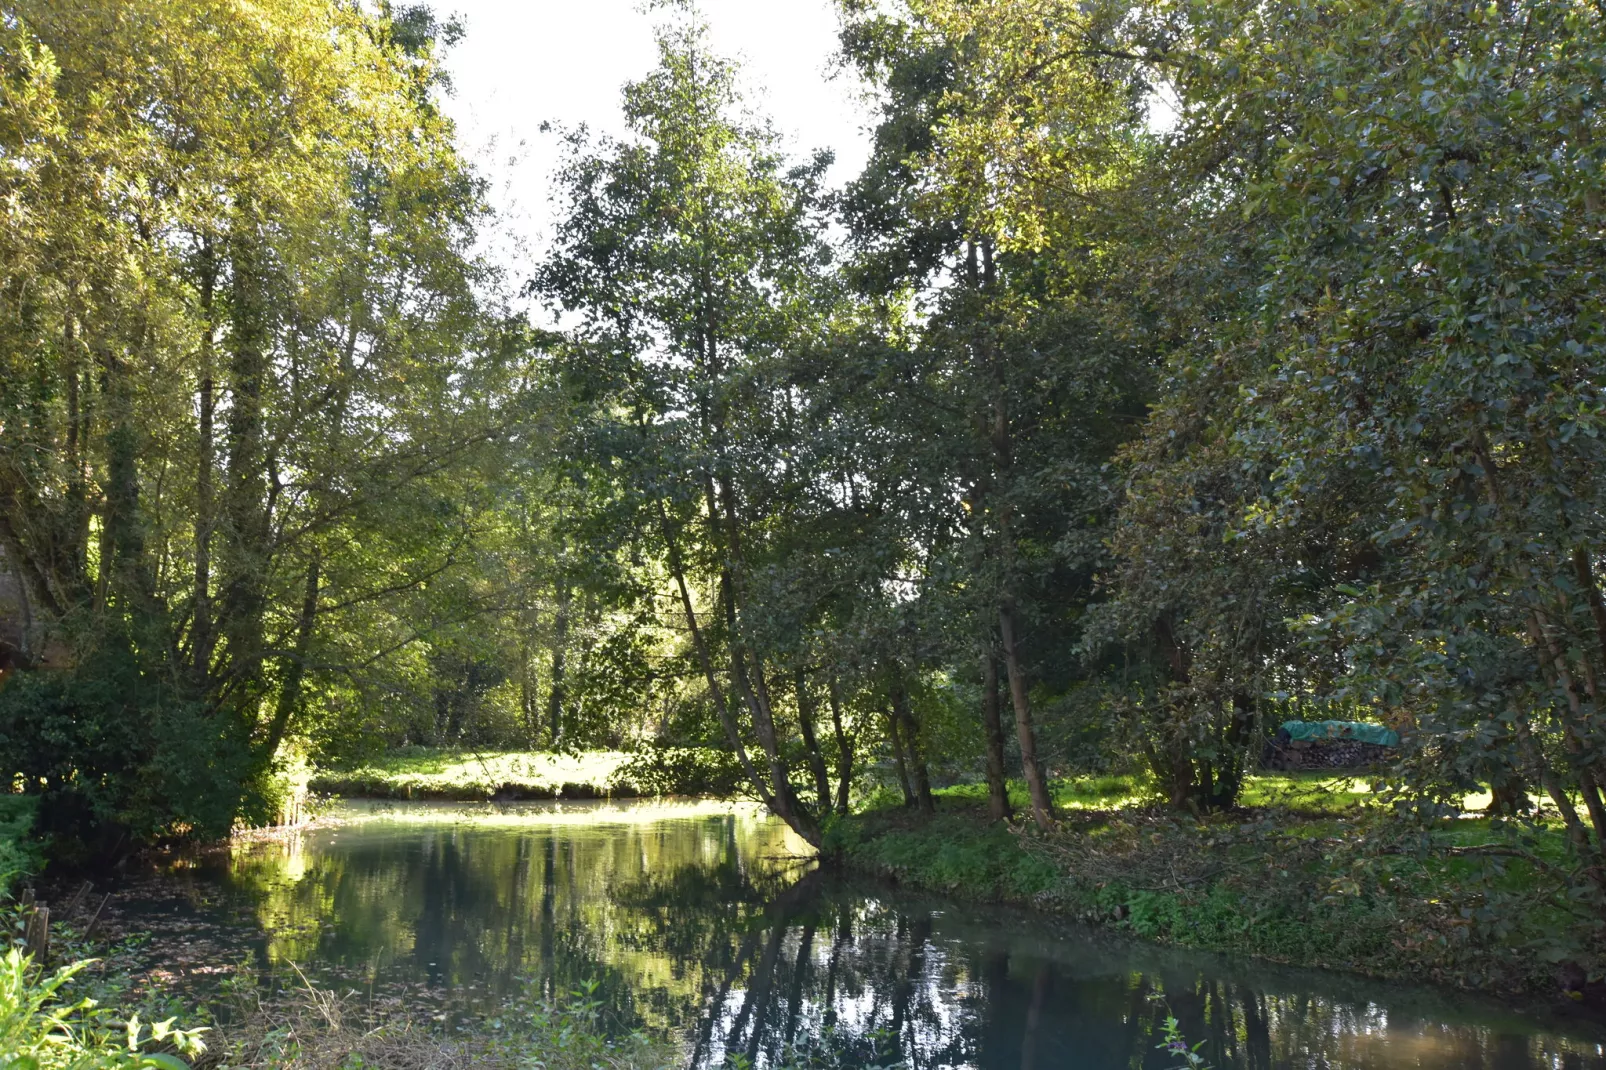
[149,802,1606,1070]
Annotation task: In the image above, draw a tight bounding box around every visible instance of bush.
[612,746,744,797]
[0,949,207,1070]
[0,641,264,861]
[0,798,39,901]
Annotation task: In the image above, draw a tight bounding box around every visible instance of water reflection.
[134,800,1606,1070]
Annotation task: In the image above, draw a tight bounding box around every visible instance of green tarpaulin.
[1279,720,1399,747]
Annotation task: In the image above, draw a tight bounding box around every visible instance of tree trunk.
[980,239,1052,830]
[827,673,854,815]
[981,651,1012,821]
[714,475,819,843]
[653,500,806,842]
[1574,546,1606,681]
[520,633,540,748]
[1529,612,1606,849]
[1486,776,1531,816]
[192,242,218,685]
[219,220,271,698]
[548,582,569,749]
[999,600,1055,828]
[261,552,319,758]
[886,705,916,807]
[100,352,146,603]
[891,681,935,814]
[795,670,834,818]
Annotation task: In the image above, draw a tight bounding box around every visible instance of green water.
[123,800,1606,1070]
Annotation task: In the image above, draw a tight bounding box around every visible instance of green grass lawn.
[309,748,635,800]
[837,770,1592,997]
[930,773,1149,812]
[929,770,1377,815]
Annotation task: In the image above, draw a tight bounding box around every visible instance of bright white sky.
[436,1,875,277]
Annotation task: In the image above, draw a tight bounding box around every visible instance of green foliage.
[0,647,260,853]
[837,776,1601,992]
[841,814,1060,898]
[6,0,1606,988]
[1151,998,1212,1070]
[0,0,499,856]
[0,942,672,1070]
[613,746,745,799]
[0,950,207,1070]
[0,799,39,901]
[307,749,635,800]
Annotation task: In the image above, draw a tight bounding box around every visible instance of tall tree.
[535,19,848,845]
[836,0,1152,826]
[0,0,496,844]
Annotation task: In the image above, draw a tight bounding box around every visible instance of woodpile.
[1263,738,1393,771]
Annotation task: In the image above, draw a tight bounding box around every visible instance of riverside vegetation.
[0,808,679,1070]
[5,0,1606,1056]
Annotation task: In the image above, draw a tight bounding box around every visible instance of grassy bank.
[832,773,1599,999]
[309,746,743,801]
[308,749,636,801]
[2,949,678,1070]
[194,972,677,1070]
[1,782,675,1069]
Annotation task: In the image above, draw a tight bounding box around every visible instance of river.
[114,799,1606,1070]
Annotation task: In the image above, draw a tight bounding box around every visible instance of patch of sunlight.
[328,796,776,827]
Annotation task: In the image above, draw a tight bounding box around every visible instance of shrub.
[0,798,39,901]
[0,644,263,861]
[0,949,207,1070]
[612,746,744,797]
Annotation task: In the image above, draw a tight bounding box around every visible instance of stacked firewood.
[1263,739,1393,771]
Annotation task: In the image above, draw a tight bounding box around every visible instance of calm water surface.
[122,800,1606,1070]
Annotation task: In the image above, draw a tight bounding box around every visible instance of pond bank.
[307,746,742,801]
[830,798,1605,1008]
[18,798,1606,1069]
[2,814,680,1070]
[307,749,638,801]
[2,930,677,1070]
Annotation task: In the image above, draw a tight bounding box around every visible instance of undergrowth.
[207,971,676,1070]
[0,797,40,901]
[833,776,1604,997]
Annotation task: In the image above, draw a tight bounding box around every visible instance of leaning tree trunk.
[653,500,822,848]
[998,599,1055,828]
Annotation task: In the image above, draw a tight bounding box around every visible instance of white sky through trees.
[438,0,874,276]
